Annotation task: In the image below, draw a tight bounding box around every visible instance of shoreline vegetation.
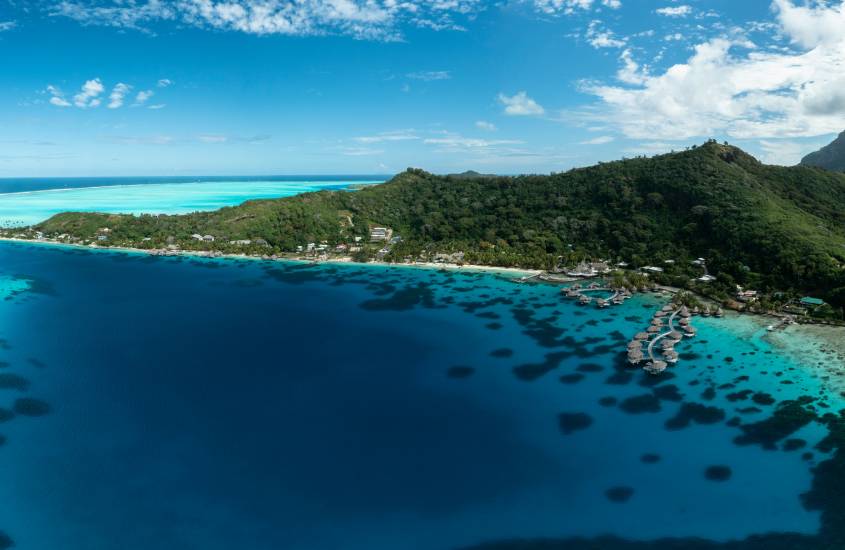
[4,140,845,325]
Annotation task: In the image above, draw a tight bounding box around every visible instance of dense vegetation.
[25,141,845,313]
[801,131,845,172]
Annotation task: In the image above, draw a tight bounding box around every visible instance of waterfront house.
[698,274,717,283]
[370,227,393,242]
[191,234,203,241]
[202,235,215,242]
[799,297,826,311]
[642,266,664,273]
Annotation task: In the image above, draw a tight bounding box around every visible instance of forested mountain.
[31,141,845,301]
[801,131,845,172]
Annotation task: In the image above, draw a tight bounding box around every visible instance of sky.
[2,0,845,176]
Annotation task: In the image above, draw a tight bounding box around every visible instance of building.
[736,288,758,302]
[202,235,215,242]
[800,297,826,308]
[566,261,610,277]
[191,234,203,241]
[642,266,664,273]
[370,227,393,242]
[697,274,717,283]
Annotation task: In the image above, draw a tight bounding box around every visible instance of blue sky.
[1,0,845,176]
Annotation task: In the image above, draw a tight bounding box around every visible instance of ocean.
[1,241,844,550]
[0,176,386,227]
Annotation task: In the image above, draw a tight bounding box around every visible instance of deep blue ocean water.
[0,241,843,549]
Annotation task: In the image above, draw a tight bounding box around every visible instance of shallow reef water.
[0,241,844,550]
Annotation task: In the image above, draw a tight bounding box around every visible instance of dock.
[628,304,700,375]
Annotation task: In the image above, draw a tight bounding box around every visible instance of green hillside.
[28,141,845,304]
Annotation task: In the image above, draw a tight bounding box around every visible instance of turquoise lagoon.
[0,241,844,549]
[0,176,385,226]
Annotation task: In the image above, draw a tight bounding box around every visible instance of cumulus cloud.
[46,85,71,107]
[0,21,16,32]
[134,89,154,106]
[49,0,484,41]
[534,0,621,16]
[498,91,545,116]
[586,19,626,48]
[580,1,845,140]
[157,78,172,87]
[73,78,105,108]
[655,5,692,17]
[475,120,497,131]
[108,82,131,109]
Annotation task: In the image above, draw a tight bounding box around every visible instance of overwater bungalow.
[684,325,697,337]
[661,339,675,350]
[663,350,679,364]
[644,361,667,375]
[678,317,690,326]
[669,330,683,341]
[714,307,724,318]
[662,305,674,313]
[579,295,592,305]
[647,326,660,334]
[628,340,643,349]
[596,298,609,309]
[679,306,690,318]
[654,311,667,318]
[651,317,665,326]
[634,332,649,340]
[628,349,644,365]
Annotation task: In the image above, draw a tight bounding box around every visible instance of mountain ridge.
[800,131,845,171]
[20,140,845,307]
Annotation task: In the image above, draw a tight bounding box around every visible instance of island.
[4,140,845,322]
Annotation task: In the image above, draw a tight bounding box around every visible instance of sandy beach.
[0,237,543,279]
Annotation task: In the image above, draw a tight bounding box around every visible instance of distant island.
[4,140,845,321]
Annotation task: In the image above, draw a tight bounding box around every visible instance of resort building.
[370,227,393,242]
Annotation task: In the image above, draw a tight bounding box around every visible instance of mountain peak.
[800,131,845,172]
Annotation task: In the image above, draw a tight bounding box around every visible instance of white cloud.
[50,0,485,41]
[534,0,621,16]
[656,5,692,17]
[354,130,419,143]
[757,138,826,166]
[580,2,845,141]
[407,70,451,81]
[616,48,648,84]
[423,134,523,152]
[134,89,154,106]
[580,135,614,144]
[107,82,131,109]
[586,19,626,48]
[0,21,16,32]
[498,91,545,116]
[46,85,71,107]
[148,103,167,110]
[73,78,104,108]
[475,120,497,131]
[157,78,172,87]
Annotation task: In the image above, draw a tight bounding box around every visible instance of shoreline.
[0,237,542,278]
